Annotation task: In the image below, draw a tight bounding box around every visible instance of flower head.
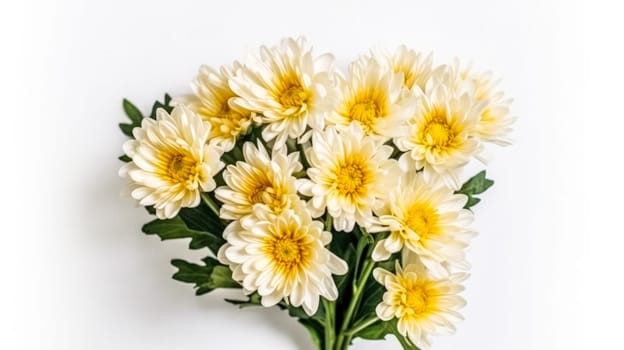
[395,79,483,189]
[215,142,302,220]
[229,37,337,148]
[299,122,401,231]
[177,62,256,152]
[120,105,224,219]
[434,61,514,146]
[374,254,467,349]
[462,68,514,146]
[218,205,348,315]
[369,171,475,275]
[328,56,416,138]
[383,45,434,91]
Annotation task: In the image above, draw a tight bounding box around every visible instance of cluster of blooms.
[120,37,513,348]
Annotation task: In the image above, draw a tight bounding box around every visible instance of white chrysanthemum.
[214,142,302,220]
[395,80,484,189]
[374,255,467,350]
[327,56,416,139]
[218,205,348,315]
[229,37,337,148]
[299,122,401,232]
[381,45,434,91]
[369,171,475,276]
[461,69,514,146]
[176,62,256,152]
[434,61,514,146]
[120,105,224,219]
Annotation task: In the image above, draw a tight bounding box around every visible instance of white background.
[2,0,621,349]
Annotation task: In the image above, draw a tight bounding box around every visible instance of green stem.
[296,142,310,168]
[323,298,335,350]
[324,214,333,232]
[346,317,379,337]
[335,258,376,350]
[395,332,418,349]
[201,192,220,217]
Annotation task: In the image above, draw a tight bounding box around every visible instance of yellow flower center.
[264,229,311,277]
[349,100,379,132]
[334,158,368,197]
[402,285,429,314]
[419,108,460,152]
[279,85,307,108]
[249,183,287,214]
[403,202,440,239]
[166,153,197,183]
[272,237,302,264]
[340,87,388,135]
[425,121,452,146]
[213,106,249,135]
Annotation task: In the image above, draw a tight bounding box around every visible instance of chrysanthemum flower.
[395,79,483,189]
[299,122,401,231]
[176,62,256,152]
[214,142,302,220]
[463,70,514,146]
[218,205,348,315]
[229,37,337,148]
[120,105,224,219]
[476,94,513,146]
[384,45,434,91]
[369,171,475,275]
[327,56,416,139]
[435,61,514,146]
[374,255,467,349]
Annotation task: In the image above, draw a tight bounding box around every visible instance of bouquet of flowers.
[118,37,514,349]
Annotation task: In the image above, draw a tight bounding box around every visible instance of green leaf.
[142,214,225,254]
[209,266,239,290]
[225,292,262,308]
[354,319,420,349]
[275,298,326,328]
[122,98,143,124]
[298,318,324,350]
[149,93,174,119]
[376,254,399,273]
[171,257,239,295]
[334,244,356,298]
[455,170,495,209]
[118,122,135,137]
[177,201,225,234]
[329,231,357,311]
[286,302,326,325]
[119,98,144,137]
[465,196,481,208]
[119,95,173,140]
[354,319,389,340]
[145,205,156,215]
[240,123,264,144]
[118,154,131,162]
[355,279,385,320]
[354,252,398,321]
[458,170,494,195]
[286,304,310,319]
